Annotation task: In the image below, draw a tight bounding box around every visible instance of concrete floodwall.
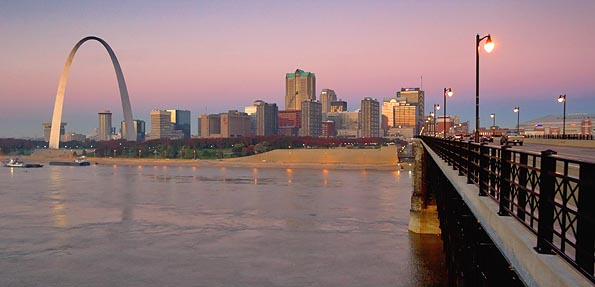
[228,146,398,165]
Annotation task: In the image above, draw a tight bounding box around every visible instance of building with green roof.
[285,69,316,111]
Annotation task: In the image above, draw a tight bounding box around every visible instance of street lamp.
[558,94,567,137]
[490,113,496,135]
[429,112,435,136]
[443,88,453,139]
[434,104,440,137]
[476,33,495,142]
[513,107,520,133]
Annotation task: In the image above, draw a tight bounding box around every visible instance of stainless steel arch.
[49,36,135,149]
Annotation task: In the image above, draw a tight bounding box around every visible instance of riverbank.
[4,146,404,171]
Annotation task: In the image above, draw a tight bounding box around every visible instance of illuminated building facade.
[285,69,316,110]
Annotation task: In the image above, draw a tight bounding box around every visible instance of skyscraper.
[42,122,66,142]
[220,110,252,138]
[285,69,316,110]
[199,111,251,138]
[278,110,301,136]
[254,100,278,136]
[121,119,146,141]
[381,98,399,129]
[360,98,380,138]
[150,110,175,139]
[167,109,191,139]
[322,121,337,137]
[320,89,337,113]
[199,114,221,138]
[97,110,112,141]
[244,105,258,135]
[396,88,425,135]
[330,100,348,112]
[300,100,322,137]
[326,111,359,138]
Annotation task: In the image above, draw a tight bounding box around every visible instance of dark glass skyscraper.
[167,109,191,139]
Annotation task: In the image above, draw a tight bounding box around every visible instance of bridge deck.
[421,139,592,287]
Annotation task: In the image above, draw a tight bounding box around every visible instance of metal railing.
[421,136,595,283]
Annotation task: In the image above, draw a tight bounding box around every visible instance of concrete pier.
[408,140,440,234]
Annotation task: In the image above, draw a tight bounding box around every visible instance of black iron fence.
[421,136,595,283]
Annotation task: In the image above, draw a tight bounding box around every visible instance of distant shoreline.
[3,146,406,171]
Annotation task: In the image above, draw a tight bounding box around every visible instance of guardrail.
[421,136,595,283]
[525,134,594,140]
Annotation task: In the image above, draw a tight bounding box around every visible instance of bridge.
[409,136,595,286]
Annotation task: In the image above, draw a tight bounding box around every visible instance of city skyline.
[1,1,595,138]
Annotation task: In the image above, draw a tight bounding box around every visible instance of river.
[0,164,446,286]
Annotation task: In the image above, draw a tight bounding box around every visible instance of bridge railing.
[420,136,595,283]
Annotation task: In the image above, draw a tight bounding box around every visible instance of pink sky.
[1,1,594,137]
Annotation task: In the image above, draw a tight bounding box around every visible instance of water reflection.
[252,168,258,185]
[48,168,68,228]
[286,168,293,184]
[1,165,446,286]
[120,169,136,223]
[409,233,447,286]
[322,169,329,186]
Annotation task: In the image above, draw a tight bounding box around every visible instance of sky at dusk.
[1,0,594,138]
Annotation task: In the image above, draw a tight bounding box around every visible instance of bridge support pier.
[409,140,441,234]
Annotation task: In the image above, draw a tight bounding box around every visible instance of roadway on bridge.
[508,143,595,161]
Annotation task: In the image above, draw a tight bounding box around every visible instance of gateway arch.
[49,36,135,149]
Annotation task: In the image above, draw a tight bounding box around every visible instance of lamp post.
[433,104,440,137]
[513,107,520,133]
[443,88,453,139]
[429,112,435,136]
[558,94,567,137]
[476,33,495,142]
[490,113,496,135]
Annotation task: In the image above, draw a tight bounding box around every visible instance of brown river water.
[0,164,446,286]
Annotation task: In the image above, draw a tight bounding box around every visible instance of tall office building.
[199,111,251,138]
[150,110,176,139]
[300,100,322,137]
[322,121,337,137]
[330,100,348,112]
[254,100,278,136]
[199,114,221,138]
[220,110,251,138]
[244,105,258,135]
[278,110,301,136]
[98,110,112,141]
[360,98,380,138]
[393,104,418,138]
[326,111,359,138]
[121,120,146,141]
[42,122,66,142]
[285,69,316,110]
[381,98,400,128]
[396,88,425,134]
[167,109,191,139]
[320,89,337,113]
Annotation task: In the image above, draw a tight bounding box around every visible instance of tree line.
[0,136,406,159]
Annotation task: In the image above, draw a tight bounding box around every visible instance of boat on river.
[3,158,44,168]
[49,156,91,166]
